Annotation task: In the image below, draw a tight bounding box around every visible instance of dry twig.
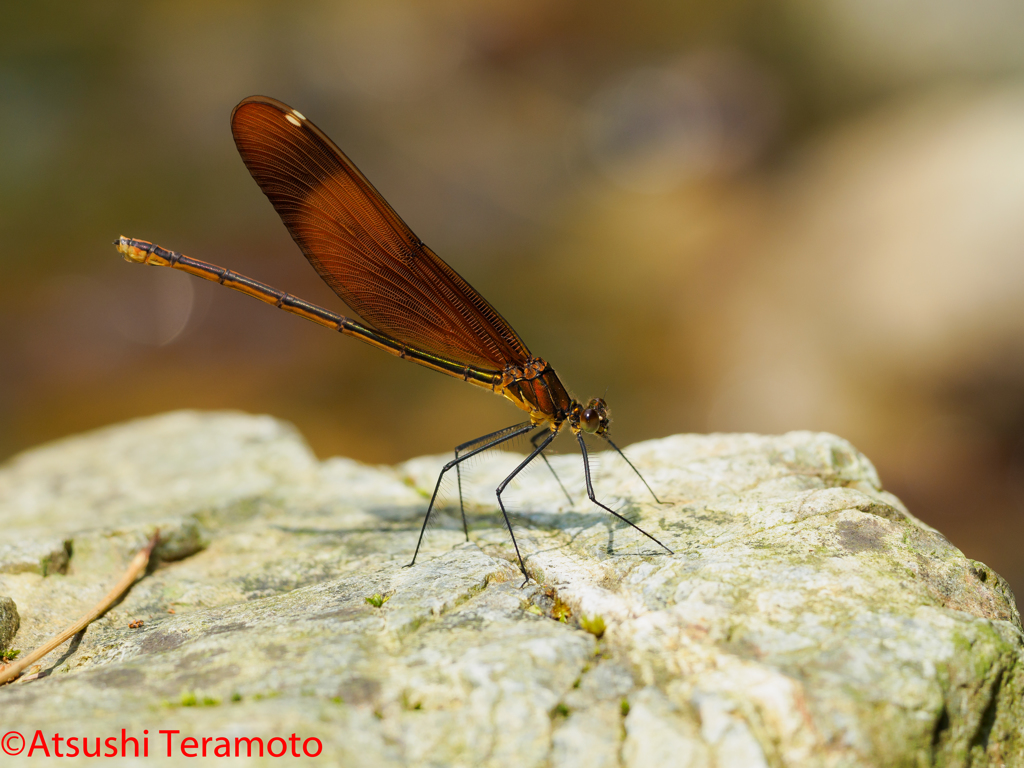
[0,530,159,685]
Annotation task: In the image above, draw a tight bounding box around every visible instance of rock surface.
[0,410,1021,766]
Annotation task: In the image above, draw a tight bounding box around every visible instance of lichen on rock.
[0,411,1020,766]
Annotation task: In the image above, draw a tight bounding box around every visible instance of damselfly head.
[571,397,610,435]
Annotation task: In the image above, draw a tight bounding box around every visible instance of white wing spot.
[285,114,301,127]
[292,109,306,120]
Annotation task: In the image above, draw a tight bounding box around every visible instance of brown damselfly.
[115,95,672,579]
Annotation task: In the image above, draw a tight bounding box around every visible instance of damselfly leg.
[408,422,534,569]
[603,436,662,505]
[577,433,673,555]
[494,429,558,582]
[531,429,574,505]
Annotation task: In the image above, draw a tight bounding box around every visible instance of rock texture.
[0,411,1021,767]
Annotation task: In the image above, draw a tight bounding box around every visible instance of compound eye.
[581,408,601,433]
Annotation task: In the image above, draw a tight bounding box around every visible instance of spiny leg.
[578,433,673,554]
[531,428,574,505]
[454,423,532,541]
[603,435,662,504]
[408,422,534,568]
[495,429,558,582]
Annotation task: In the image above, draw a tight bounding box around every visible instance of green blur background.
[2,1,1023,601]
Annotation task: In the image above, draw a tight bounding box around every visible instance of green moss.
[579,614,606,639]
[551,597,572,622]
[401,691,423,711]
[1,648,21,663]
[401,476,431,499]
[620,699,630,717]
[175,691,221,708]
[365,592,392,608]
[952,632,974,655]
[550,703,570,719]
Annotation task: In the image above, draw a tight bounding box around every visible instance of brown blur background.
[2,1,1023,600]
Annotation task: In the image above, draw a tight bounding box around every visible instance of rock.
[0,596,19,650]
[0,410,1020,766]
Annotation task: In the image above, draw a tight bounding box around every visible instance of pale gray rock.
[0,410,1020,767]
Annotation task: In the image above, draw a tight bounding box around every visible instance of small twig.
[0,530,160,685]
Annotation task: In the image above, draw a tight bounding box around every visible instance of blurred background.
[2,1,1023,600]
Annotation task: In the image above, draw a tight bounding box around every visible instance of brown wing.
[230,95,531,371]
